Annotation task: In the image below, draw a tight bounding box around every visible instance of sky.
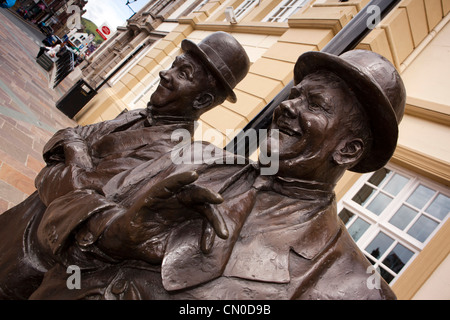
[83,0,147,31]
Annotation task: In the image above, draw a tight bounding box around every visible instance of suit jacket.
[36,107,194,206]
[0,107,194,299]
[28,144,256,299]
[27,168,396,300]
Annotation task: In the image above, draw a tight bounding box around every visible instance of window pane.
[368,168,391,187]
[407,215,439,242]
[367,193,393,215]
[352,184,376,206]
[286,6,302,19]
[365,232,394,259]
[382,243,414,273]
[425,194,450,221]
[383,173,409,196]
[338,208,354,225]
[389,205,418,230]
[379,266,395,283]
[365,255,376,265]
[235,0,255,18]
[347,218,370,242]
[407,184,435,209]
[267,0,308,22]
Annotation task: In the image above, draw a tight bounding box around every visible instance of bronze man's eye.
[308,102,321,111]
[289,88,301,100]
[308,101,332,115]
[178,71,188,79]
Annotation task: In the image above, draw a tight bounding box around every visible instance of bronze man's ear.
[193,93,214,110]
[332,138,365,167]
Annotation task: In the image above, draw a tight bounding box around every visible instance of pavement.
[0,9,77,212]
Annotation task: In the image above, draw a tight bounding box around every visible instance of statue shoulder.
[305,225,396,300]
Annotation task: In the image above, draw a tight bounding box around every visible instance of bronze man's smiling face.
[269,71,360,180]
[150,53,212,119]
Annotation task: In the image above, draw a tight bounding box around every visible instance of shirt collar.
[252,174,334,201]
[142,105,196,128]
[272,176,335,201]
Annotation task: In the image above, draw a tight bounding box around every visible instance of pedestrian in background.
[36,39,62,59]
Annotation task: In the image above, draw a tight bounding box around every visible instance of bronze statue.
[217,50,405,299]
[0,31,250,299]
[36,31,250,205]
[0,47,405,300]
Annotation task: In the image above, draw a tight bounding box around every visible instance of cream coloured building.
[80,0,206,89]
[43,0,450,299]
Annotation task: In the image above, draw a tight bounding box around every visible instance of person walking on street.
[36,39,62,59]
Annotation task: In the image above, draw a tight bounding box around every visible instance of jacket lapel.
[224,192,340,284]
[161,188,256,291]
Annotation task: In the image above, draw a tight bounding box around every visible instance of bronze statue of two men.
[0,31,405,300]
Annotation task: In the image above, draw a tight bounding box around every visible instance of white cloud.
[83,0,145,31]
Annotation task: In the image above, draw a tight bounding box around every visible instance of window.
[225,0,259,22]
[148,0,171,15]
[262,0,310,22]
[338,165,449,284]
[167,0,198,19]
[131,77,160,108]
[193,0,209,12]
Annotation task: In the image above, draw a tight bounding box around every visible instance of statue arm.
[35,110,145,206]
[35,188,127,264]
[34,170,228,266]
[95,171,228,263]
[41,125,96,168]
[35,124,99,206]
[35,162,108,206]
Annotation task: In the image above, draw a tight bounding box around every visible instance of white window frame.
[130,77,160,108]
[108,40,160,86]
[262,0,310,23]
[224,0,259,22]
[338,163,450,284]
[192,0,209,12]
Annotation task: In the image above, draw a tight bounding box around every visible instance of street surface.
[1,8,46,45]
[0,8,77,211]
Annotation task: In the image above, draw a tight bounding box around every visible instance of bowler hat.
[293,50,406,173]
[181,31,250,103]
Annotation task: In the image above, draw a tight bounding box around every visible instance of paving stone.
[0,10,77,210]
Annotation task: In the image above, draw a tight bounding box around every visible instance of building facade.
[5,0,450,299]
[79,0,208,90]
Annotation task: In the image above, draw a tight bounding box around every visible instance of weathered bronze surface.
[0,41,405,300]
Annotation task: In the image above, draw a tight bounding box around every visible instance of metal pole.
[225,0,401,156]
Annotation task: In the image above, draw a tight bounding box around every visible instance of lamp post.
[126,0,137,14]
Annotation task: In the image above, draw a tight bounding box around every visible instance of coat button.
[111,279,128,295]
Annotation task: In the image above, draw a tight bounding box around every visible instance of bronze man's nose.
[279,100,297,119]
[159,69,170,82]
